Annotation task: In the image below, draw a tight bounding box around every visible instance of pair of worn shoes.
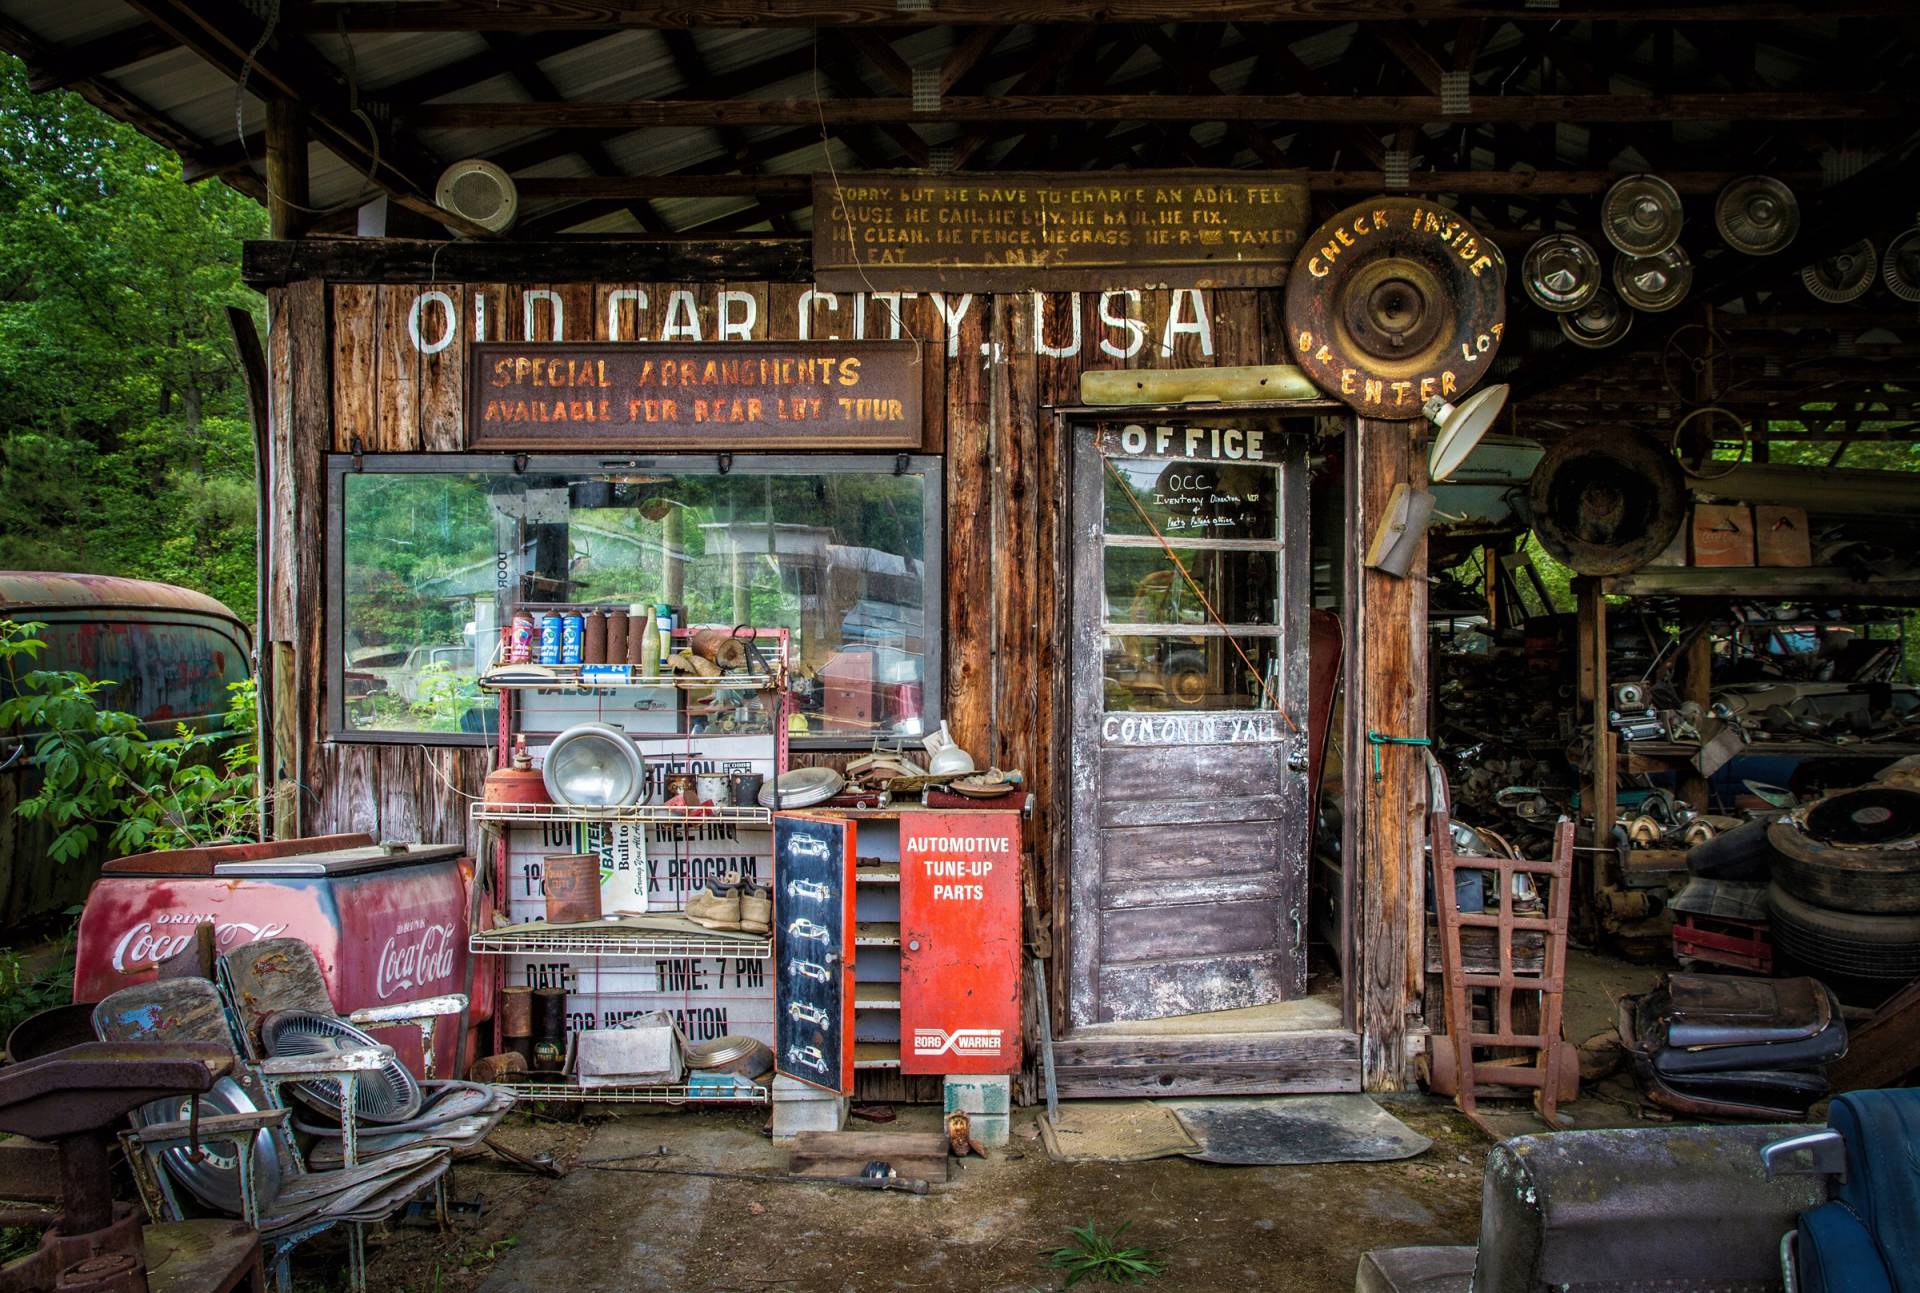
[686,873,771,935]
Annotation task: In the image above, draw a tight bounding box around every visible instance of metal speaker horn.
[1526,428,1687,576]
[1613,245,1693,313]
[435,158,519,234]
[1522,234,1602,314]
[1802,240,1878,304]
[1602,174,1684,256]
[1558,287,1633,349]
[1715,176,1799,256]
[1882,227,1920,303]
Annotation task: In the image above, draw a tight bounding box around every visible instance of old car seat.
[1789,1088,1920,1293]
[1357,1123,1823,1293]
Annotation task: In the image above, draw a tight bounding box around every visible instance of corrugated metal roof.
[0,3,1895,237]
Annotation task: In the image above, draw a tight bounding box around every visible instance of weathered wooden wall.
[262,269,1388,1089]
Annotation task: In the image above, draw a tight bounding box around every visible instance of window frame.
[324,452,945,747]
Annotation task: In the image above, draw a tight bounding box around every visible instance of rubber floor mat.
[1164,1095,1432,1165]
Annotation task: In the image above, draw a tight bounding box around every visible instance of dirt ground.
[320,1097,1487,1293]
[297,950,1675,1293]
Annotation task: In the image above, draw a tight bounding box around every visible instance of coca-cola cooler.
[73,833,487,1078]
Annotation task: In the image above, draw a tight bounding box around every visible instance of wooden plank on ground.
[787,1130,950,1183]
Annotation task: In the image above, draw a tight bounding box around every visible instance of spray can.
[509,614,535,664]
[537,614,562,665]
[655,603,674,671]
[561,612,585,665]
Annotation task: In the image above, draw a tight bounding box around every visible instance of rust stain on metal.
[812,170,1307,291]
[467,340,925,451]
[1285,197,1506,419]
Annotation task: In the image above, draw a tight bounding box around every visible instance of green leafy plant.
[1,618,258,860]
[1045,1220,1165,1286]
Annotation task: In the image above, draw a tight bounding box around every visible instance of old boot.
[739,883,772,935]
[686,874,743,930]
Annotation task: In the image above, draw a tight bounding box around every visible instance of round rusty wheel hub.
[1526,428,1686,575]
[1286,197,1507,420]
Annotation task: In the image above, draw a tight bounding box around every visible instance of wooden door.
[1067,423,1309,1028]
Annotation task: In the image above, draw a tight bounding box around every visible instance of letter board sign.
[773,813,856,1093]
[900,811,1022,1075]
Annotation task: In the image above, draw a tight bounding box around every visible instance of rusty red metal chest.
[900,811,1023,1076]
[72,833,484,1077]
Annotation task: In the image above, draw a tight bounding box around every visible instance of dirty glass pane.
[1101,633,1283,712]
[339,463,935,739]
[341,472,496,734]
[1101,457,1280,542]
[1103,547,1279,627]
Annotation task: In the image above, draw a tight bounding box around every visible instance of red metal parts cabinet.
[899,811,1023,1076]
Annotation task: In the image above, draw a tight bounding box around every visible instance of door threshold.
[1067,988,1343,1039]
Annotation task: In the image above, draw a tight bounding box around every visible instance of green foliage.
[0,935,74,1047]
[0,58,266,613]
[0,618,258,860]
[1045,1220,1165,1286]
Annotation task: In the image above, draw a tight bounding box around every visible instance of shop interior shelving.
[469,623,791,1100]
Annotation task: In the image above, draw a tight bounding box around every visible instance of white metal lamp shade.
[1423,383,1511,483]
[435,158,520,234]
[1522,235,1602,313]
[542,722,646,808]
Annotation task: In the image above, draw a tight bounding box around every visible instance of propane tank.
[483,734,551,806]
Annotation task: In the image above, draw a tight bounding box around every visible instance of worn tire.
[1768,883,1920,981]
[1769,787,1920,915]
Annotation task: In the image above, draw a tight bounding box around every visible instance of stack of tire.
[1768,784,1920,996]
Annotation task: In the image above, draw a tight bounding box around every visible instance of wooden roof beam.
[295,2,1915,31]
[122,0,490,236]
[0,14,264,203]
[23,22,178,93]
[413,91,1916,129]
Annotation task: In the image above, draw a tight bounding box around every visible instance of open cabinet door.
[773,813,856,1093]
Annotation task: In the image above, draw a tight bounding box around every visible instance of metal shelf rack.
[497,1079,770,1105]
[470,920,772,960]
[471,802,774,828]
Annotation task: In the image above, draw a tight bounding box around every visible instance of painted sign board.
[813,171,1309,291]
[900,811,1022,1075]
[774,813,857,1093]
[468,340,924,450]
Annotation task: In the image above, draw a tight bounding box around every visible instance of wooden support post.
[264,96,309,239]
[1676,598,1713,810]
[1580,578,1617,935]
[1345,417,1429,1091]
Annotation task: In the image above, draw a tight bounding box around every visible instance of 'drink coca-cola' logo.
[376,918,458,1000]
[111,914,290,973]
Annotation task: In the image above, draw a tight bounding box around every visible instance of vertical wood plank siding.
[269,280,1418,1089]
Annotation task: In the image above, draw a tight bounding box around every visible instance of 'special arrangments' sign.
[813,170,1308,291]
[467,340,924,450]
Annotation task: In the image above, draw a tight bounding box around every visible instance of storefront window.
[329,455,942,743]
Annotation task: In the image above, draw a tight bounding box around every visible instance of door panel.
[1068,423,1311,1028]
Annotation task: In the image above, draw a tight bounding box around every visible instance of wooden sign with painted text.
[468,340,924,450]
[813,171,1308,291]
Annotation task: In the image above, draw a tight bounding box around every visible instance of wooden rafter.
[294,2,1915,31]
[412,91,1916,130]
[121,0,490,236]
[0,14,265,203]
[22,22,178,93]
